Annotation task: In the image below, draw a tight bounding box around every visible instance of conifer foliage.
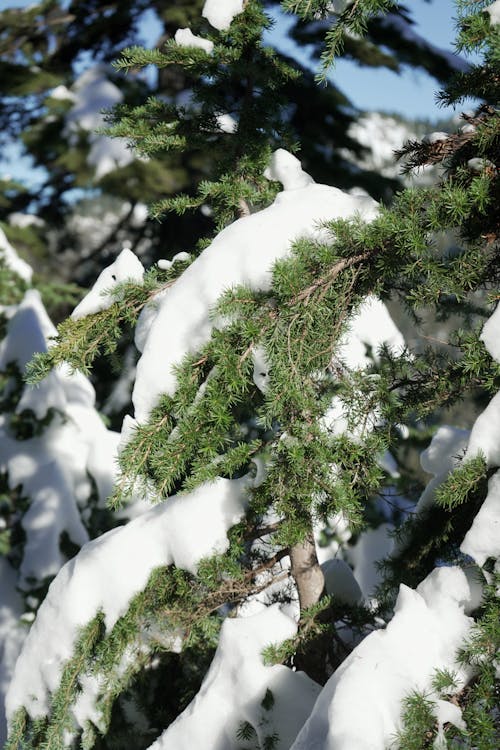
[1,1,499,749]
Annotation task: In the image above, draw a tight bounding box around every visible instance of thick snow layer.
[461,469,500,566]
[291,567,473,750]
[415,425,470,514]
[480,302,500,362]
[347,523,394,602]
[71,248,144,319]
[66,65,134,180]
[148,606,321,750]
[174,28,214,53]
[0,559,27,746]
[486,0,500,25]
[0,290,96,412]
[6,474,252,722]
[434,700,466,748]
[465,390,500,468]
[0,227,32,282]
[0,291,119,585]
[0,403,111,587]
[202,0,244,30]
[252,345,270,393]
[132,152,378,421]
[321,558,362,605]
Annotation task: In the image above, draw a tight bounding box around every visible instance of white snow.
[434,700,466,749]
[202,0,244,31]
[347,523,394,602]
[291,566,473,750]
[7,213,44,229]
[468,157,495,172]
[148,606,321,750]
[216,113,237,134]
[460,469,500,566]
[263,149,315,190]
[132,150,379,422]
[341,113,420,181]
[49,84,75,102]
[71,248,144,319]
[464,390,500,468]
[423,132,449,144]
[416,425,470,514]
[252,345,270,393]
[337,295,405,370]
[321,558,362,605]
[6,473,254,723]
[480,302,500,362]
[0,559,27,746]
[0,291,120,586]
[174,28,214,54]
[486,0,500,25]
[66,65,134,180]
[0,227,32,282]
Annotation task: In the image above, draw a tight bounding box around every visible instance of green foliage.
[394,690,439,749]
[3,1,500,748]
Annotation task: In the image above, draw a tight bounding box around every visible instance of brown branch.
[292,249,374,306]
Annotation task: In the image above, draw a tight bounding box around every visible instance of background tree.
[1,1,499,749]
[0,0,466,283]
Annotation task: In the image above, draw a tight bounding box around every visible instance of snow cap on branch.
[264,149,315,190]
[71,247,144,320]
[174,28,214,54]
[460,469,500,567]
[132,151,378,422]
[486,1,500,26]
[202,0,244,31]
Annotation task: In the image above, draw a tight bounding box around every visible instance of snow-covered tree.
[1,1,499,749]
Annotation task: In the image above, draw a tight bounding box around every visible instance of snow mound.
[149,606,321,750]
[6,474,253,723]
[66,65,134,180]
[291,567,473,750]
[486,1,500,26]
[0,291,120,587]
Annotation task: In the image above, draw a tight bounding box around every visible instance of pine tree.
[0,0,467,281]
[1,1,500,749]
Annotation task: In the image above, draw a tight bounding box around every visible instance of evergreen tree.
[1,1,499,749]
[0,0,467,284]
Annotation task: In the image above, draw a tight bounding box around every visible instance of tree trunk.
[290,531,324,612]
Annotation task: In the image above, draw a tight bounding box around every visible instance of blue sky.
[267,0,470,119]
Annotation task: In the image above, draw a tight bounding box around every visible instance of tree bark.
[290,531,324,612]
